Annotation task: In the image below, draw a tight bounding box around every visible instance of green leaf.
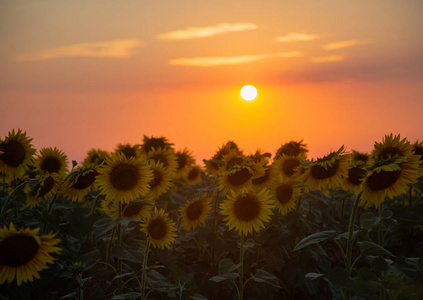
[357,241,394,257]
[112,272,137,281]
[293,230,338,251]
[380,210,393,219]
[111,292,142,300]
[305,272,325,280]
[209,273,239,283]
[111,246,144,264]
[251,269,281,288]
[218,258,241,275]
[60,292,77,299]
[189,294,208,300]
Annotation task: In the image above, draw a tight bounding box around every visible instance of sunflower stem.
[239,234,245,300]
[378,203,383,247]
[141,239,150,300]
[345,194,361,300]
[106,227,115,264]
[117,200,123,294]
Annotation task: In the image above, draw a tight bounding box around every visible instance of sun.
[240,85,257,101]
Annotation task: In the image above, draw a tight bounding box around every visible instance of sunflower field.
[0,129,422,300]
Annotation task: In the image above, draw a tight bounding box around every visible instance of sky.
[1,0,423,165]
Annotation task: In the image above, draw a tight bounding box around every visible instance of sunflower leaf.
[293,230,338,251]
[251,269,281,288]
[111,292,142,300]
[357,241,395,257]
[218,258,241,274]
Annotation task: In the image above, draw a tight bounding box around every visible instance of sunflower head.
[82,148,110,167]
[140,207,177,250]
[96,152,154,204]
[26,173,61,209]
[64,167,98,202]
[0,129,36,179]
[185,165,203,185]
[140,135,174,155]
[179,195,213,231]
[146,147,178,173]
[204,142,241,175]
[273,154,304,181]
[248,149,271,165]
[147,160,174,198]
[220,188,273,236]
[271,179,302,215]
[251,163,277,191]
[0,222,61,286]
[35,147,69,176]
[275,140,308,159]
[373,134,415,160]
[115,143,140,159]
[351,150,370,166]
[175,148,195,177]
[103,198,154,220]
[218,165,255,194]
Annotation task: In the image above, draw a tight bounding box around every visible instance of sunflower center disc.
[227,168,253,186]
[276,184,293,204]
[41,155,62,173]
[186,201,204,221]
[310,159,340,179]
[234,194,260,221]
[177,154,188,170]
[110,163,140,191]
[280,143,301,157]
[147,219,167,239]
[72,170,97,190]
[0,234,40,266]
[37,176,56,198]
[367,169,401,191]
[0,140,26,167]
[252,169,270,185]
[347,167,366,186]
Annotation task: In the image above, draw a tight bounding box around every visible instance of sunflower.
[102,197,154,220]
[185,165,203,185]
[204,142,241,175]
[64,167,98,202]
[0,222,61,286]
[140,135,174,155]
[26,173,61,209]
[146,147,178,173]
[359,155,420,208]
[251,163,277,191]
[34,147,69,176]
[96,152,153,204]
[220,188,273,236]
[147,160,174,198]
[222,149,247,171]
[343,151,370,193]
[175,148,195,177]
[219,164,264,194]
[140,207,177,250]
[0,129,36,179]
[412,141,423,178]
[248,149,271,165]
[273,154,304,181]
[373,134,415,160]
[115,143,140,159]
[271,179,302,215]
[82,148,110,167]
[275,140,308,159]
[179,195,212,231]
[302,146,349,193]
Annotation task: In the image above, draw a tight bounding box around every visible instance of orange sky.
[1,1,423,165]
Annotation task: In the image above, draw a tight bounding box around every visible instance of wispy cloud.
[323,40,360,50]
[16,39,144,61]
[275,33,319,43]
[311,55,345,63]
[169,52,300,67]
[157,23,257,40]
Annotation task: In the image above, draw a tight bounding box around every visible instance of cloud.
[157,23,257,40]
[168,52,301,67]
[16,39,144,61]
[311,55,345,63]
[275,33,319,43]
[323,40,359,50]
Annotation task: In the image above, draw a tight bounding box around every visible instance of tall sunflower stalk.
[238,234,246,300]
[141,239,150,300]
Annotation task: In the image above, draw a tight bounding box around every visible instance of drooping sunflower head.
[273,154,304,181]
[115,143,140,159]
[185,165,203,185]
[351,150,371,166]
[96,152,154,204]
[175,148,195,177]
[220,188,273,236]
[218,165,256,194]
[359,155,420,208]
[140,135,174,155]
[0,222,61,286]
[373,134,415,160]
[146,147,178,173]
[82,148,110,167]
[204,142,241,175]
[275,140,308,159]
[179,195,213,231]
[248,149,271,165]
[251,163,277,191]
[140,207,177,250]
[64,167,98,202]
[222,149,247,171]
[271,178,301,215]
[0,129,36,179]
[302,146,349,193]
[102,198,154,220]
[147,160,174,198]
[26,173,61,209]
[35,147,69,176]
